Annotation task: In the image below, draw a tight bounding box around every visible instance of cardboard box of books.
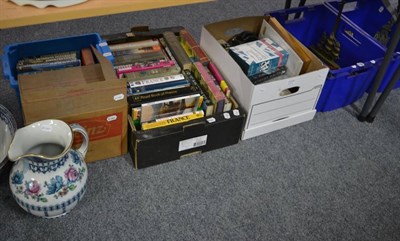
[2,33,111,98]
[102,26,245,169]
[200,16,329,140]
[18,47,128,163]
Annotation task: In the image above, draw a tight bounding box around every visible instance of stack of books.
[15,49,94,75]
[107,29,238,131]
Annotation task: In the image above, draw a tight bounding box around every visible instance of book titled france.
[140,93,202,123]
[229,37,289,76]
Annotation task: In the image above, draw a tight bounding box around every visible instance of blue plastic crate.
[325,0,400,92]
[268,4,387,112]
[2,33,114,97]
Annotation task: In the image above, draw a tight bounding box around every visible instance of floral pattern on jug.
[44,164,86,199]
[11,172,47,203]
[8,120,89,218]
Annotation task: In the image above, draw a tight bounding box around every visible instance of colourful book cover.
[140,93,202,123]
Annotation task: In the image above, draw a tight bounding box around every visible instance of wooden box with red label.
[18,47,128,162]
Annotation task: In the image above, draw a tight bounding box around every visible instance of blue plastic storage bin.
[268,4,387,112]
[2,33,113,97]
[325,0,400,92]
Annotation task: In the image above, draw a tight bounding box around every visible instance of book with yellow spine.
[141,111,204,130]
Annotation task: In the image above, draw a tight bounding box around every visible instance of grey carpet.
[1,0,400,240]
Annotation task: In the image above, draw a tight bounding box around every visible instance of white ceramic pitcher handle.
[70,123,89,158]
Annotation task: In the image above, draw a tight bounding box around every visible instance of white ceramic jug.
[8,119,89,218]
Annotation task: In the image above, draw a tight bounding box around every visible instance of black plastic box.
[128,109,245,169]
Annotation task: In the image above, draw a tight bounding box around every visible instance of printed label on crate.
[178,135,207,152]
[206,117,216,123]
[71,112,123,144]
[223,113,231,119]
[103,52,112,57]
[114,93,125,101]
[107,115,118,122]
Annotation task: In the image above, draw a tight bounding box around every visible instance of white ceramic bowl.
[10,0,88,9]
[0,104,17,169]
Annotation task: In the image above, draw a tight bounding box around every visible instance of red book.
[179,29,209,65]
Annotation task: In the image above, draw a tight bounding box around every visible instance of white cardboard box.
[200,16,329,140]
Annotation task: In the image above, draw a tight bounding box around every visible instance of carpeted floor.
[1,0,399,240]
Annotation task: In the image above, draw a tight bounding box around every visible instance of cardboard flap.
[129,26,185,39]
[130,26,150,32]
[90,45,118,81]
[205,16,264,42]
[266,17,312,74]
[102,26,185,44]
[18,45,127,124]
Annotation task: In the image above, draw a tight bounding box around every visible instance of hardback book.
[140,93,202,123]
